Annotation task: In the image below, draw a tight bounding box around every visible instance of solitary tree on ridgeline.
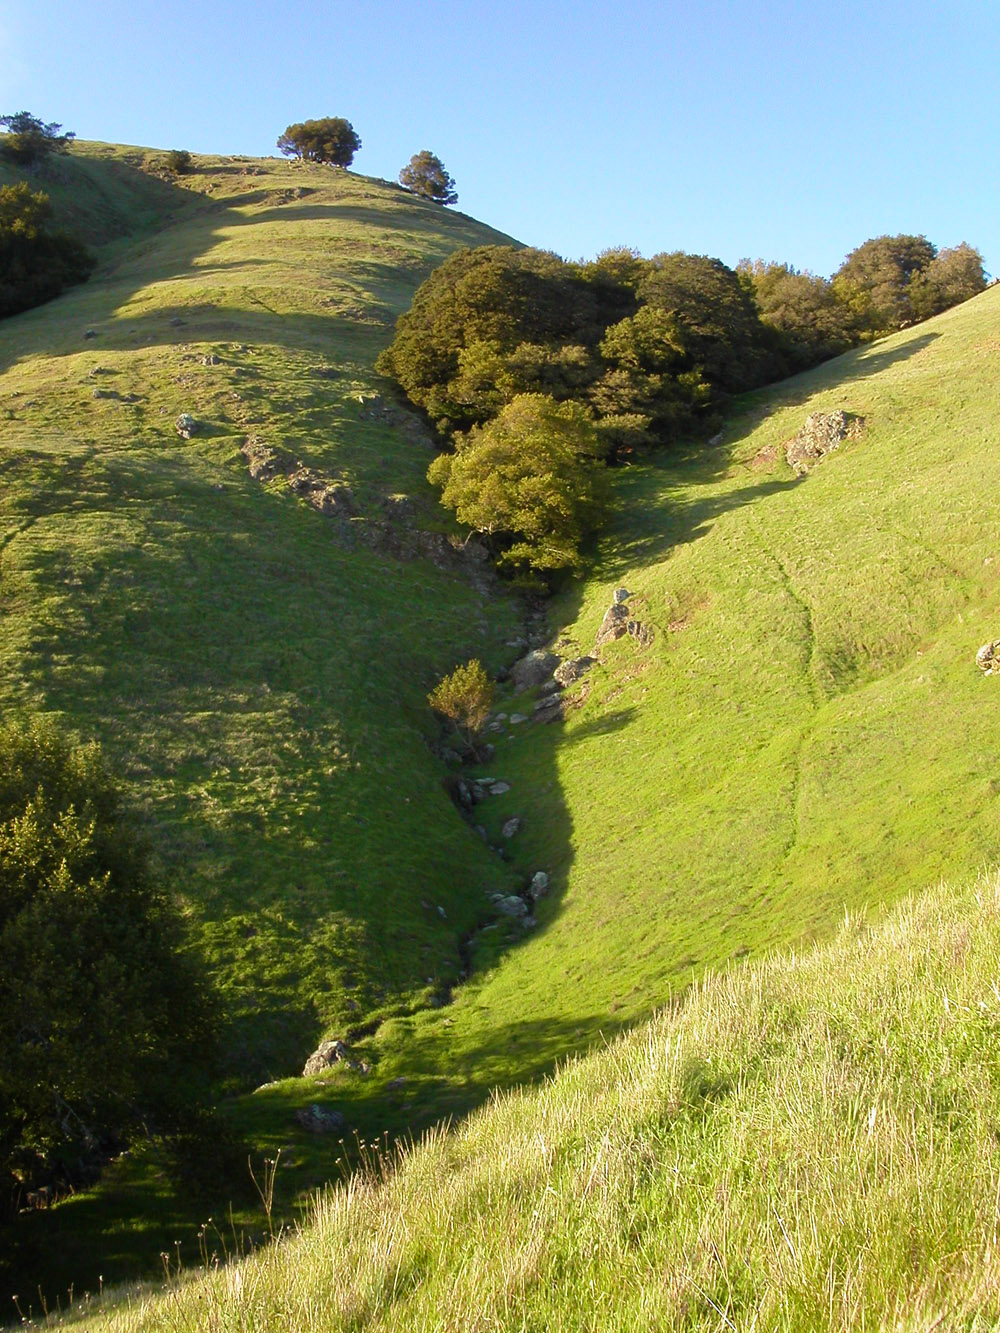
[398,150,458,205]
[277,117,361,166]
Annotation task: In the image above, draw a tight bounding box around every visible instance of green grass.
[66,869,1000,1330]
[6,139,1000,1317]
[0,143,528,1298]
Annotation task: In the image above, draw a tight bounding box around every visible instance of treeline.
[378,234,986,582]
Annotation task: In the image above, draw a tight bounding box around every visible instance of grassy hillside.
[5,138,1000,1314]
[72,870,1000,1330]
[0,143,530,1296]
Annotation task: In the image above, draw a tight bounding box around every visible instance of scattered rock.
[510,649,559,691]
[294,1104,345,1134]
[200,353,221,366]
[386,1077,407,1090]
[520,916,537,930]
[784,410,865,475]
[509,713,528,725]
[613,588,631,604]
[83,329,97,340]
[242,435,281,481]
[554,656,595,686]
[175,413,198,439]
[595,601,630,648]
[533,695,566,723]
[302,1038,351,1076]
[529,871,550,899]
[501,817,521,839]
[977,641,1000,674]
[494,894,528,918]
[169,317,186,327]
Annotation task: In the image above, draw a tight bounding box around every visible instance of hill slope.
[77,870,1000,1330]
[4,141,1000,1309]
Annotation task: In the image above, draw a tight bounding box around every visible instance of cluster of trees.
[378,234,986,581]
[277,119,458,205]
[0,722,217,1229]
[0,112,74,165]
[0,181,94,319]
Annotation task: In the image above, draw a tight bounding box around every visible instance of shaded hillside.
[0,146,526,1114]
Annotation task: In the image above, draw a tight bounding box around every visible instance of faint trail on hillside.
[743,505,820,870]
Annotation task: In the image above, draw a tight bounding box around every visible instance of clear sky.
[1,0,996,278]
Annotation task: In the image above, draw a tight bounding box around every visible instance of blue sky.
[1,0,996,277]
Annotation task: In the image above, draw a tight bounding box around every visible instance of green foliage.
[164,148,192,175]
[277,117,361,166]
[399,150,458,205]
[0,181,94,318]
[0,111,74,165]
[739,259,859,373]
[832,233,937,332]
[427,660,494,739]
[639,250,775,392]
[427,394,608,581]
[908,242,986,320]
[0,720,215,1219]
[377,245,602,433]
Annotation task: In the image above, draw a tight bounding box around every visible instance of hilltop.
[2,140,1000,1317]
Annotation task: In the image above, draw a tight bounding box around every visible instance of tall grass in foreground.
[71,870,1000,1331]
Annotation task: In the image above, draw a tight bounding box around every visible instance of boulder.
[510,649,559,691]
[533,695,565,723]
[977,641,1000,674]
[175,412,198,439]
[595,602,630,648]
[613,587,631,604]
[554,656,595,686]
[529,871,550,899]
[784,410,864,475]
[502,817,521,839]
[494,894,528,918]
[302,1038,351,1076]
[294,1103,345,1134]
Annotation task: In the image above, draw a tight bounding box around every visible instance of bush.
[164,148,192,174]
[0,182,94,319]
[428,660,495,745]
[0,719,216,1220]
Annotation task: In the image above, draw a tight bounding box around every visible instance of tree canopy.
[0,720,215,1220]
[832,234,938,332]
[399,150,458,205]
[277,117,361,167]
[427,394,608,582]
[0,112,74,165]
[0,182,94,320]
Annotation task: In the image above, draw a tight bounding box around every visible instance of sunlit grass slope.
[400,285,1000,1072]
[0,141,533,1271]
[79,869,1000,1331]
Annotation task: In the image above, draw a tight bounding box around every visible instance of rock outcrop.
[784,410,864,475]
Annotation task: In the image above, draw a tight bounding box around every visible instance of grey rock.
[613,588,631,604]
[502,817,521,839]
[294,1103,345,1134]
[529,871,550,899]
[488,781,510,796]
[302,1038,351,1076]
[595,602,630,648]
[554,656,596,686]
[533,695,565,722]
[510,649,559,691]
[83,329,97,339]
[495,894,528,918]
[520,915,538,930]
[785,410,865,475]
[977,641,1000,674]
[509,713,528,724]
[175,412,198,439]
[200,354,221,366]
